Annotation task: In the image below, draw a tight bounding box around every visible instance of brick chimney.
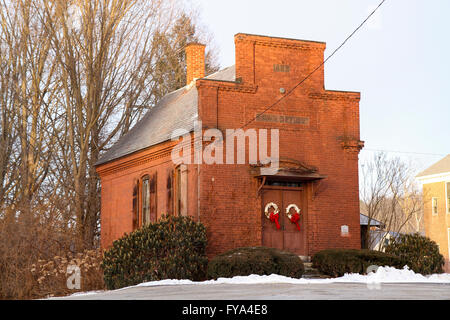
[185,43,206,85]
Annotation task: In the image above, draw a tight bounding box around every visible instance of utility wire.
[153,0,390,159]
[114,1,390,167]
[362,149,447,157]
[238,0,387,131]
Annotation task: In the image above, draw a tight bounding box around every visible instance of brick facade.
[96,33,364,258]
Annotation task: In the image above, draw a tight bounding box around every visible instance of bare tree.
[0,0,219,298]
[40,0,218,249]
[0,0,58,224]
[0,22,18,214]
[360,152,424,251]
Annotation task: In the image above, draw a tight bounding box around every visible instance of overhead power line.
[239,0,387,131]
[160,0,389,159]
[361,149,447,157]
[132,0,390,167]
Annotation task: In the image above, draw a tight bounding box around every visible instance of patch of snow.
[134,266,450,287]
[136,266,450,287]
[335,266,450,284]
[64,266,450,297]
[67,290,106,297]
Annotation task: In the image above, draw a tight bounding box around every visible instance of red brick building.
[96,33,364,259]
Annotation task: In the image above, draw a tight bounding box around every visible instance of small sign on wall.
[341,225,349,237]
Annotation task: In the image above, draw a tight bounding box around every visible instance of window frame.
[141,175,151,226]
[432,197,438,216]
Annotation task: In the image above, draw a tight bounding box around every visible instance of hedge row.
[207,246,304,279]
[311,249,405,277]
[101,217,446,289]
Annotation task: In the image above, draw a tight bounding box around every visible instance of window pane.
[142,178,150,225]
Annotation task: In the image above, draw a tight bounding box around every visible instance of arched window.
[142,176,150,225]
[132,173,157,230]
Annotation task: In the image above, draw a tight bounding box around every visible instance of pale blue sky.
[192,0,449,172]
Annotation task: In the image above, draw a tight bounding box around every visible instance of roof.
[205,65,235,81]
[96,66,236,166]
[369,229,403,249]
[416,154,450,178]
[359,213,383,227]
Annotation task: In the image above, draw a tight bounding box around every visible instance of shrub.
[101,215,208,290]
[30,249,105,298]
[207,246,304,279]
[385,233,445,275]
[312,249,405,277]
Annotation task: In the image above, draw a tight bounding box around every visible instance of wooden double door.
[261,187,307,255]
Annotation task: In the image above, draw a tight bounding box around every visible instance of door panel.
[282,190,306,254]
[262,189,283,250]
[262,188,306,255]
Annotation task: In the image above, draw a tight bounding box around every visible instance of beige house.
[416,154,450,271]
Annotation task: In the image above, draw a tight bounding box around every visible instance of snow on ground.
[64,266,450,298]
[134,266,450,288]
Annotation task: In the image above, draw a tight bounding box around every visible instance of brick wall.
[197,34,362,256]
[97,34,363,259]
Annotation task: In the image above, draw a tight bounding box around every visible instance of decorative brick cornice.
[96,144,176,177]
[341,140,365,153]
[196,79,258,94]
[235,33,326,51]
[309,91,360,102]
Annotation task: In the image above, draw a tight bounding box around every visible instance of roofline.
[416,171,450,183]
[95,130,194,168]
[359,213,384,226]
[234,33,326,46]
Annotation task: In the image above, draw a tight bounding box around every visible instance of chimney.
[185,43,206,85]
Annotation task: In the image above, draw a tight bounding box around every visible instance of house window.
[432,197,438,215]
[142,176,150,225]
[132,183,139,229]
[174,165,187,216]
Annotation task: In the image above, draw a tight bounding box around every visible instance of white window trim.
[432,197,438,216]
[446,181,450,214]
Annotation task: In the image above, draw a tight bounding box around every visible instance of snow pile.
[67,290,106,297]
[61,266,450,297]
[336,266,450,284]
[134,266,450,287]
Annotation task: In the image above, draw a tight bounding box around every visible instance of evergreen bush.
[101,215,208,290]
[207,246,304,279]
[312,249,405,277]
[385,233,445,275]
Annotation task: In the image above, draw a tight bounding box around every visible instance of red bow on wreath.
[269,212,281,229]
[290,212,301,231]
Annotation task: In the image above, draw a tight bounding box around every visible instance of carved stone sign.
[256,113,309,125]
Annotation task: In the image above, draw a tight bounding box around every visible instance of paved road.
[58,282,450,300]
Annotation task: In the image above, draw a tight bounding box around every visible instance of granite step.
[302,262,329,279]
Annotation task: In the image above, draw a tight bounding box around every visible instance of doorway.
[261,186,307,255]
